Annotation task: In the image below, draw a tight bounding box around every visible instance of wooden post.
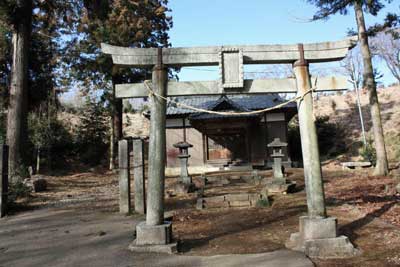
[132,138,146,214]
[118,140,131,214]
[0,145,9,217]
[146,48,167,226]
[293,44,326,218]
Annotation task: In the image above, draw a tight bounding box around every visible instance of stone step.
[197,193,263,209]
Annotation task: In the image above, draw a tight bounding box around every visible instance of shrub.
[315,116,346,157]
[256,198,270,208]
[288,115,346,161]
[360,138,377,166]
[7,181,31,208]
[28,106,75,172]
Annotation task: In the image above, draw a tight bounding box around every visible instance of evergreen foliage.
[75,96,109,165]
[61,0,172,104]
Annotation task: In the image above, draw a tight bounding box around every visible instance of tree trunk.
[109,118,115,170]
[6,0,33,182]
[36,148,40,175]
[354,1,389,176]
[111,74,123,170]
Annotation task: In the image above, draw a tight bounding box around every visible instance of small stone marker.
[132,138,146,214]
[0,145,9,217]
[118,140,131,214]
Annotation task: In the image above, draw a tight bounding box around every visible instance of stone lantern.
[264,137,295,194]
[268,138,287,182]
[173,141,193,185]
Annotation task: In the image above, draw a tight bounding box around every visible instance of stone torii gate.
[102,37,358,257]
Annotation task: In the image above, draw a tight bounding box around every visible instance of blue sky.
[168,0,400,84]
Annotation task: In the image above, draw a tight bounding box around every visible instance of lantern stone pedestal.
[173,141,195,194]
[264,138,296,194]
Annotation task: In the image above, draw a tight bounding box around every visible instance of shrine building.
[162,94,297,173]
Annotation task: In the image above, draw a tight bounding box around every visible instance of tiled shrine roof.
[166,94,297,118]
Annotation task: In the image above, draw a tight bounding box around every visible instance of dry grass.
[314,85,400,161]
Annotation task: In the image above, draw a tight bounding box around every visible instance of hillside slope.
[314,85,400,162]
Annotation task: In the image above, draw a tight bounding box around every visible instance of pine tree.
[0,0,78,179]
[306,0,390,175]
[62,0,172,169]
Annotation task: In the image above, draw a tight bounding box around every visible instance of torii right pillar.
[286,44,359,258]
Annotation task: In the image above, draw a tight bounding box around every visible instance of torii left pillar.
[130,48,177,253]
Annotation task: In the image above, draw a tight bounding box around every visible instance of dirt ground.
[13,167,400,267]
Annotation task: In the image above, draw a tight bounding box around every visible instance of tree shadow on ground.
[338,201,397,243]
[178,205,307,253]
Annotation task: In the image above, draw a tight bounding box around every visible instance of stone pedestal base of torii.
[105,37,359,257]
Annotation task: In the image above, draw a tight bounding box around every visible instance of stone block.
[196,198,204,210]
[204,201,229,209]
[206,176,220,183]
[304,236,360,259]
[129,241,178,254]
[136,221,172,245]
[32,178,48,192]
[225,193,249,202]
[264,180,296,194]
[174,182,196,195]
[300,216,337,240]
[229,200,251,207]
[23,176,48,193]
[205,195,225,203]
[341,161,371,170]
